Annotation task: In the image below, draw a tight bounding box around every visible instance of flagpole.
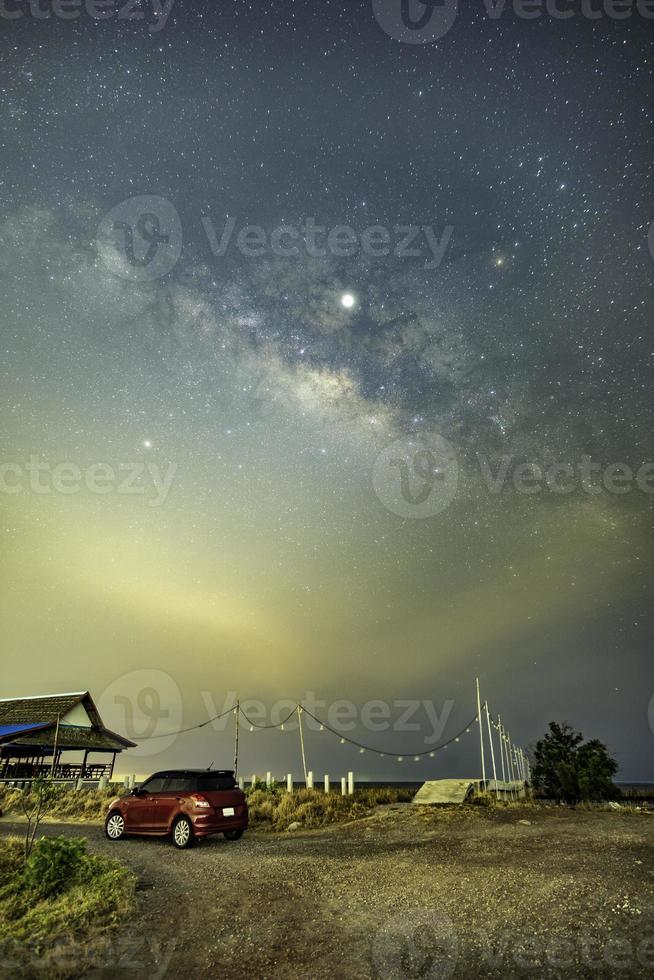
[475,678,486,787]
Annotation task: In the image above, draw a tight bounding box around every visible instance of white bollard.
[124,776,130,789]
[347,771,354,795]
[266,771,272,788]
[341,777,347,796]
[307,771,314,790]
[238,776,244,790]
[251,774,257,788]
[286,773,293,792]
[324,775,330,794]
[98,775,108,791]
[75,777,84,791]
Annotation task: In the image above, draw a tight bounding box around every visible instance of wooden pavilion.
[0,691,136,782]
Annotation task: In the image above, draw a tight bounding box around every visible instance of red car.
[105,769,248,849]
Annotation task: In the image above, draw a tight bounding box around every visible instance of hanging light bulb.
[249,725,254,732]
[319,725,324,731]
[340,738,345,744]
[359,748,365,754]
[414,756,420,762]
[455,737,460,742]
[397,756,403,762]
[428,752,435,758]
[280,724,285,731]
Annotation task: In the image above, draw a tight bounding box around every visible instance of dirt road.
[2,805,653,978]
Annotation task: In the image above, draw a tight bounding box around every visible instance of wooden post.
[109,752,116,780]
[49,714,60,780]
[81,750,88,779]
[324,775,330,794]
[497,715,507,799]
[475,678,486,788]
[233,700,240,777]
[286,773,293,792]
[347,771,354,795]
[297,706,308,784]
[484,702,498,792]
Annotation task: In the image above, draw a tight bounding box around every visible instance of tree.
[20,779,60,858]
[531,722,618,803]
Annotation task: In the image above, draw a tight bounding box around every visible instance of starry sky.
[1,1,652,780]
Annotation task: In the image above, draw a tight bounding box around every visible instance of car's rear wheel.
[105,812,125,840]
[172,816,194,848]
[223,829,244,841]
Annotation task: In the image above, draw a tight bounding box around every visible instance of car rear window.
[196,773,236,791]
[162,777,195,792]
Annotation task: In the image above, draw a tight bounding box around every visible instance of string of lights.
[134,703,237,739]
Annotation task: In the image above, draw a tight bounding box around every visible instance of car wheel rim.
[175,821,190,845]
[107,815,124,838]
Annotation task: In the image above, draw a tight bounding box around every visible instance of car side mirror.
[132,787,146,797]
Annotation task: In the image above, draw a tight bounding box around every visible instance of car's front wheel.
[223,829,244,841]
[172,816,194,849]
[105,812,125,840]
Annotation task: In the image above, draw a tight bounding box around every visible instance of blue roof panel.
[0,722,47,737]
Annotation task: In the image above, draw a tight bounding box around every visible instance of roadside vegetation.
[0,784,128,824]
[0,834,136,979]
[245,784,415,830]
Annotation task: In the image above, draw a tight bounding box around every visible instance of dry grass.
[246,785,414,830]
[0,785,128,823]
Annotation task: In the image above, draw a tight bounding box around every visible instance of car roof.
[147,769,235,777]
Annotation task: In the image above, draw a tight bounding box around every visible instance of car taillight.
[190,794,211,808]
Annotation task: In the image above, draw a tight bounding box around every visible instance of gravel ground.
[1,805,653,979]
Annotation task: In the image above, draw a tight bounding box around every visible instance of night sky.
[1,1,652,780]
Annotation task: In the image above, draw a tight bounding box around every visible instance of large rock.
[413,779,479,804]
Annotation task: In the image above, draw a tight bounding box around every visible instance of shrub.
[23,836,88,900]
